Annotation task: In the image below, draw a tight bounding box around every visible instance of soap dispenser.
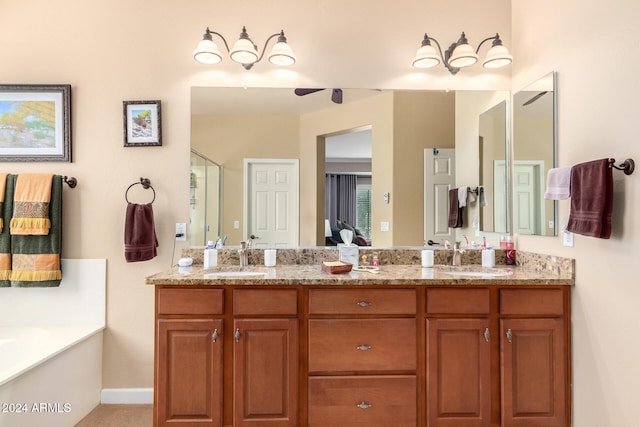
[204,240,218,268]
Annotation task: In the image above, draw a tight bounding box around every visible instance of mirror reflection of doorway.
[324,127,372,246]
[189,150,222,246]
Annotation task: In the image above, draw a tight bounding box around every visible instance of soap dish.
[321,261,353,274]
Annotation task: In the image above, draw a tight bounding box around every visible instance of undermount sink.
[436,265,514,277]
[204,267,268,278]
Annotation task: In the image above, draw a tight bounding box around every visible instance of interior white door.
[512,161,544,235]
[244,159,299,247]
[424,148,455,244]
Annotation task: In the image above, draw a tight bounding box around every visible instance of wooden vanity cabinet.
[425,287,570,427]
[307,288,418,427]
[155,287,298,427]
[154,285,571,427]
[156,289,224,427]
[425,288,492,427]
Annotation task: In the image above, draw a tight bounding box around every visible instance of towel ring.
[125,177,156,204]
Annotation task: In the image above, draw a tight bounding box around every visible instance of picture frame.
[0,84,72,162]
[123,100,162,147]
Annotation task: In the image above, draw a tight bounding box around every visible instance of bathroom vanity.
[147,251,573,427]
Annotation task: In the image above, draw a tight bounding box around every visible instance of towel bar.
[608,158,635,175]
[62,176,77,188]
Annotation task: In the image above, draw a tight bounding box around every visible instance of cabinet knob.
[212,329,219,343]
[356,344,372,351]
[235,328,241,343]
[484,327,490,342]
[506,328,513,343]
[356,301,372,307]
[356,401,372,409]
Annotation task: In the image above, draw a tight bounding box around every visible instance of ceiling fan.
[522,91,548,106]
[294,88,343,104]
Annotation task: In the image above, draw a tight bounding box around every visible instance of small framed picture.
[0,84,72,162]
[123,100,162,147]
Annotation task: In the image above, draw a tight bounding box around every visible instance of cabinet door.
[501,318,566,427]
[426,318,491,427]
[157,319,223,427]
[234,319,298,427]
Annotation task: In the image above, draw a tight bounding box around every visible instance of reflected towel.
[0,174,12,287]
[544,166,572,200]
[448,188,463,228]
[9,175,62,287]
[458,187,469,207]
[478,186,487,207]
[124,203,158,262]
[10,173,54,235]
[566,159,613,239]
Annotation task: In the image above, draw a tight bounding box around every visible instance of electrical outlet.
[175,223,187,241]
[562,230,574,247]
[380,221,390,232]
[549,220,555,229]
[234,220,240,229]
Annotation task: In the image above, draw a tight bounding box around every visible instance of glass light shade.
[449,43,478,68]
[268,41,296,66]
[229,38,259,64]
[412,44,441,69]
[482,44,513,68]
[193,39,223,64]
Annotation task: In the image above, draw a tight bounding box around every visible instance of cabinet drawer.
[309,319,416,372]
[309,289,416,315]
[500,289,564,315]
[233,289,298,315]
[426,288,490,314]
[308,375,416,427]
[157,288,224,315]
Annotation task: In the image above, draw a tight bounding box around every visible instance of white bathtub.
[0,259,106,427]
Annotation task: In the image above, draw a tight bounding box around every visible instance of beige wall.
[513,1,640,426]
[393,91,455,245]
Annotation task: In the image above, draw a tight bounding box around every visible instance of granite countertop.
[145,263,574,286]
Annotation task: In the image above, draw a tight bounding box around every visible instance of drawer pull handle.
[357,401,372,409]
[356,344,372,351]
[506,328,513,343]
[484,328,490,342]
[212,329,219,343]
[235,328,241,343]
[356,301,372,307]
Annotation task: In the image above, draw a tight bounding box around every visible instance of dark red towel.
[448,188,463,228]
[124,203,158,262]
[566,158,613,239]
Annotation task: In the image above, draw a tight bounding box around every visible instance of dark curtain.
[325,174,357,228]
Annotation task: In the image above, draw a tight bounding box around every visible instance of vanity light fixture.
[412,32,512,75]
[193,26,296,70]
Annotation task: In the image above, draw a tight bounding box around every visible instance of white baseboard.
[100,388,153,404]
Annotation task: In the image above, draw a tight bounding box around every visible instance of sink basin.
[205,271,266,278]
[436,265,513,277]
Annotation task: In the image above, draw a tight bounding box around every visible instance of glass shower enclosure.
[190,150,222,247]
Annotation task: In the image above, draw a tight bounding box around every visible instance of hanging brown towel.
[124,203,158,262]
[0,173,11,287]
[448,188,463,228]
[566,158,613,239]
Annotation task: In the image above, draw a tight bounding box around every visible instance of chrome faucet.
[452,241,465,266]
[238,235,256,268]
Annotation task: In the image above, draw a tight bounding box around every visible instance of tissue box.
[338,244,359,267]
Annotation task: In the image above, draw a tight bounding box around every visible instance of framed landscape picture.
[123,100,162,147]
[0,84,72,162]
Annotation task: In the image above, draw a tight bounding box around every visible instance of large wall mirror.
[512,72,557,236]
[479,100,508,234]
[191,87,510,247]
